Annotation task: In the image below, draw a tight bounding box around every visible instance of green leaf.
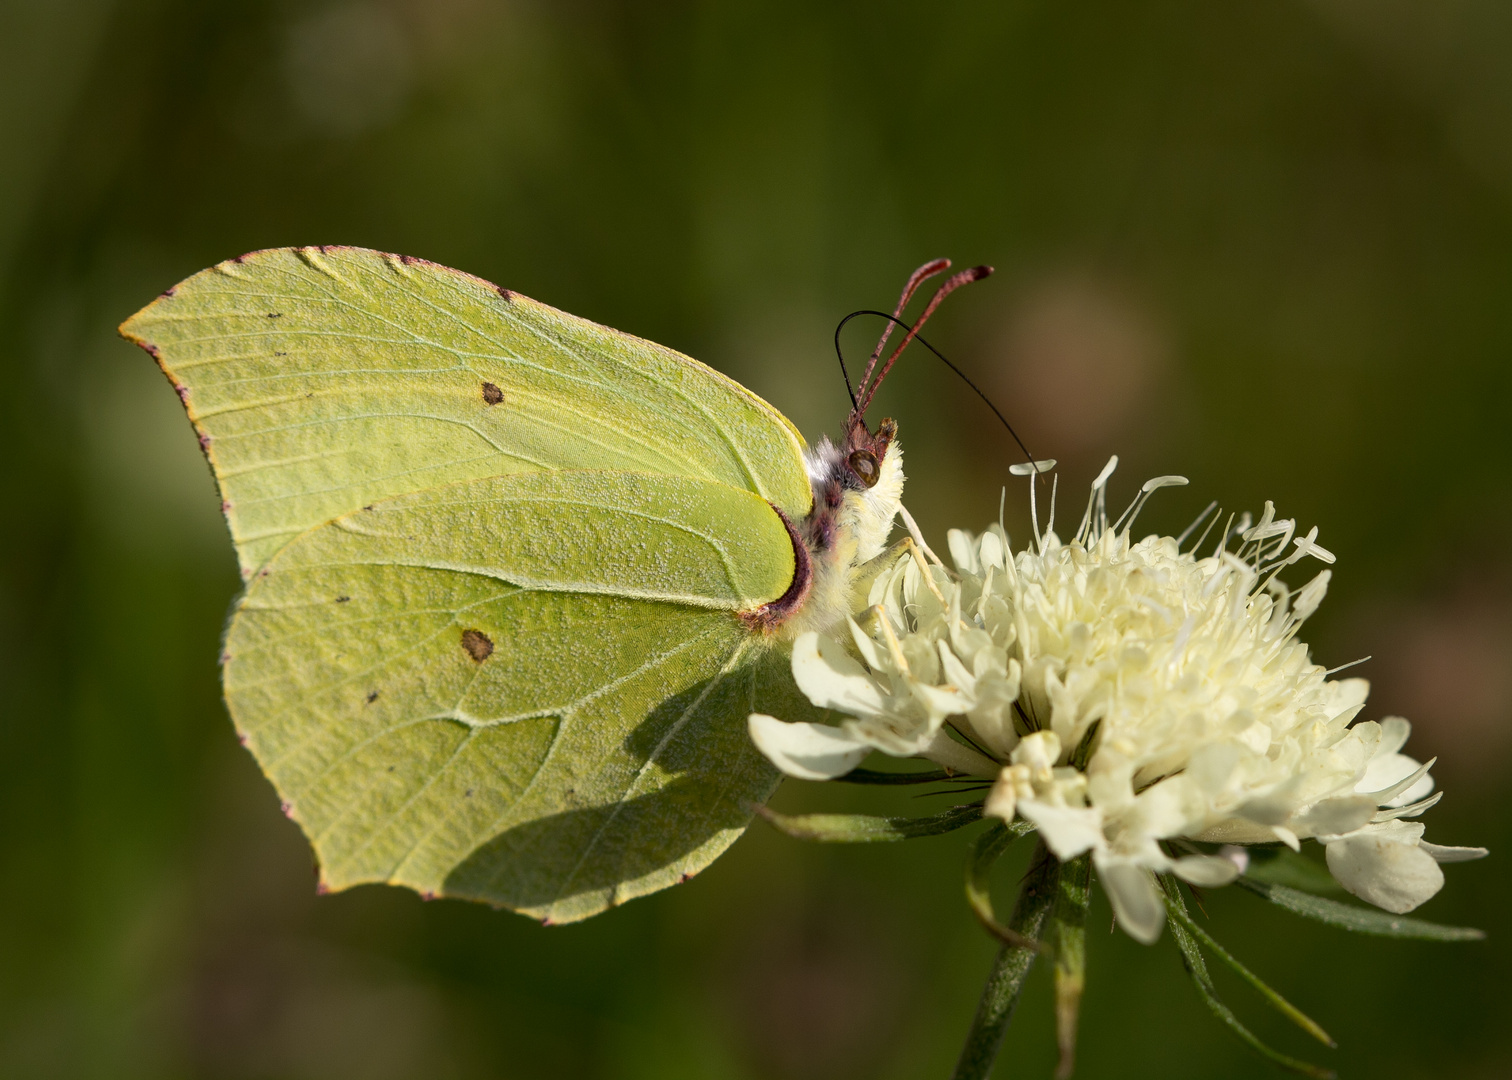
[1160,879,1336,1080]
[834,767,956,785]
[1164,887,1334,1047]
[1049,854,1091,1080]
[1242,847,1344,894]
[964,820,1040,948]
[754,802,984,842]
[1237,878,1486,941]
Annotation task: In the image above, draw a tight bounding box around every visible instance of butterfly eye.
[847,449,880,488]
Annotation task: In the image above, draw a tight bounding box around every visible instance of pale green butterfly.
[120,248,985,924]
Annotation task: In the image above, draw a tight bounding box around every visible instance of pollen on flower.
[748,455,1486,943]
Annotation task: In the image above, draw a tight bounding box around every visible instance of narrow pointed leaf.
[835,767,957,785]
[1160,879,1335,1079]
[964,820,1040,948]
[753,801,982,842]
[1165,888,1334,1047]
[1237,877,1485,941]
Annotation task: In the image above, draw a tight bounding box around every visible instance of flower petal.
[938,641,977,697]
[791,632,888,716]
[1294,795,1378,837]
[909,679,971,719]
[1371,791,1443,822]
[1018,798,1102,860]
[1357,753,1435,807]
[979,529,1007,571]
[1171,854,1240,887]
[747,714,871,780]
[1125,775,1204,839]
[1325,829,1445,913]
[1097,860,1166,944]
[919,728,1000,777]
[1272,825,1301,851]
[1418,842,1490,864]
[947,529,980,575]
[1011,730,1062,770]
[984,768,1017,823]
[1376,715,1411,756]
[846,617,890,674]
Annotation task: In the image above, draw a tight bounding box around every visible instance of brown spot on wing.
[481,381,504,405]
[461,628,494,662]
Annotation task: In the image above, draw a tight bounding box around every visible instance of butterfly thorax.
[745,416,903,638]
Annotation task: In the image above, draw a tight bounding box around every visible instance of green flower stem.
[1049,854,1092,1079]
[951,839,1061,1080]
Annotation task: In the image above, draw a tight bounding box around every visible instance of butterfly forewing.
[121,246,813,575]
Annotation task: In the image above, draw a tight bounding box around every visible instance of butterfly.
[120,248,986,923]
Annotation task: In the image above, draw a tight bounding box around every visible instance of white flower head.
[749,457,1487,943]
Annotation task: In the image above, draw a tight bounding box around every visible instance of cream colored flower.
[749,457,1487,943]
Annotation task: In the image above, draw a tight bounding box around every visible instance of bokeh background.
[2,1,1509,1077]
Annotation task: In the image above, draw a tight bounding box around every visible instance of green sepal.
[1237,877,1485,941]
[834,767,956,785]
[1048,853,1091,1080]
[753,801,982,842]
[964,820,1041,948]
[1164,885,1334,1047]
[1160,878,1336,1079]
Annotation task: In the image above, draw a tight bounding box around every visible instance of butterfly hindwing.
[224,469,822,922]
[120,246,813,575]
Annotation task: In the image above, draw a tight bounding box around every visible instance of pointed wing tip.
[118,292,173,345]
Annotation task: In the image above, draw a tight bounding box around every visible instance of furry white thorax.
[787,437,905,636]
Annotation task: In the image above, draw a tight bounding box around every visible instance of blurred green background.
[2,1,1509,1077]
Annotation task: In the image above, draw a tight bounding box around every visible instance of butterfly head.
[763,259,997,635]
[840,413,895,492]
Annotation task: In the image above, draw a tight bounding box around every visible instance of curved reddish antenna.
[855,258,952,397]
[854,263,993,419]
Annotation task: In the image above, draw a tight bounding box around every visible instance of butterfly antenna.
[832,308,1039,474]
[856,264,993,416]
[856,258,952,395]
